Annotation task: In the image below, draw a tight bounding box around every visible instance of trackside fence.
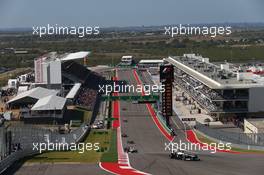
[195,122,264,146]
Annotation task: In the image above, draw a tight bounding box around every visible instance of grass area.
[195,131,264,153]
[87,45,264,66]
[83,111,92,123]
[27,130,112,163]
[100,129,118,162]
[2,31,264,69]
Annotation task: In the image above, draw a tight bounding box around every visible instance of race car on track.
[132,100,138,104]
[183,153,200,161]
[169,150,184,159]
[127,140,135,144]
[170,129,176,136]
[121,133,128,137]
[124,146,138,153]
[170,150,200,161]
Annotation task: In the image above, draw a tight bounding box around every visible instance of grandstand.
[75,88,97,110]
[62,61,91,84]
[165,54,264,121]
[62,60,106,89]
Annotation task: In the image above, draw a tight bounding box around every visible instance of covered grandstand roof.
[66,83,81,99]
[8,87,58,104]
[122,55,133,59]
[61,51,90,62]
[31,95,66,111]
[62,61,90,83]
[62,60,106,89]
[139,59,164,64]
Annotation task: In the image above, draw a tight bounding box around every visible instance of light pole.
[53,107,56,126]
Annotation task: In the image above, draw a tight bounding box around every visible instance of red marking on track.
[146,104,174,141]
[186,130,240,154]
[112,76,120,129]
[133,70,174,141]
[112,100,120,128]
[100,162,148,175]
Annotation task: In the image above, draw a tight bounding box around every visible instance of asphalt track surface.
[3,163,109,175]
[117,68,264,175]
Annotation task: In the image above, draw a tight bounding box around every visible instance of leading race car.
[183,153,200,161]
[170,150,200,161]
[169,150,184,159]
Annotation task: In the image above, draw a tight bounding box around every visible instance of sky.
[0,0,264,28]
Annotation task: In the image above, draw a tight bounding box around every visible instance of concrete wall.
[34,58,43,83]
[248,87,264,112]
[42,62,48,84]
[49,60,62,84]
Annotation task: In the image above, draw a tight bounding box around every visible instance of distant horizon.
[1,21,264,31]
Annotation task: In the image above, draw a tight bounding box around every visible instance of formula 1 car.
[183,153,200,161]
[124,146,138,153]
[170,129,176,137]
[132,100,138,104]
[169,150,184,159]
[170,150,200,161]
[127,140,135,144]
[121,133,128,137]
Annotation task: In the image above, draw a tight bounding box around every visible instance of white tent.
[8,87,58,104]
[31,95,66,111]
[61,51,90,61]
